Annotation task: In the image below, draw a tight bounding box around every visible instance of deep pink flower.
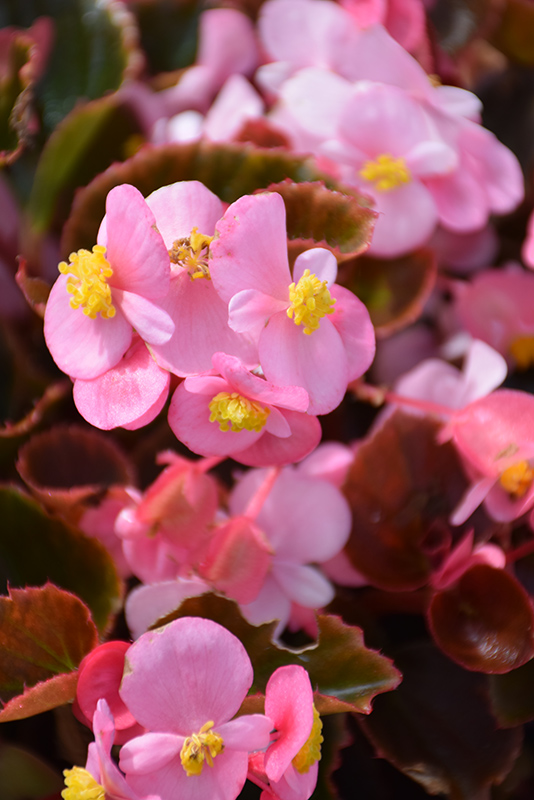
[168,352,322,466]
[119,617,273,800]
[44,184,173,380]
[210,193,375,414]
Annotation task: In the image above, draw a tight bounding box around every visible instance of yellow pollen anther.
[509,336,534,370]
[169,227,214,280]
[292,706,323,774]
[359,153,412,192]
[499,460,534,497]
[59,245,115,319]
[180,720,224,777]
[209,391,270,433]
[62,766,105,800]
[287,269,336,335]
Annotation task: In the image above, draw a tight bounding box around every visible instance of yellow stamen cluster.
[287,269,336,335]
[209,391,270,433]
[292,706,323,774]
[169,227,214,280]
[180,720,224,776]
[509,335,534,370]
[499,460,534,497]
[359,153,411,192]
[62,766,105,800]
[59,245,115,319]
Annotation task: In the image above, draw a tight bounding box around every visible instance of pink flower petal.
[217,715,274,751]
[125,579,210,640]
[44,274,132,380]
[229,289,288,342]
[101,184,170,299]
[119,617,254,732]
[214,352,310,411]
[234,409,322,467]
[366,180,438,257]
[329,285,375,381]
[259,313,348,415]
[73,338,170,430]
[145,181,223,247]
[264,665,313,782]
[120,732,183,774]
[293,248,338,285]
[115,289,175,346]
[211,193,291,302]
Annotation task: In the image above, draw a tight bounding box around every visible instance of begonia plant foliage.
[3,0,534,798]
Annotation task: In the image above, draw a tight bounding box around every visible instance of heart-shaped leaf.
[428,564,534,673]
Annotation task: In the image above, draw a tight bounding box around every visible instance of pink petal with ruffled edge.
[73,338,170,430]
[259,312,348,415]
[150,274,257,377]
[44,274,132,380]
[119,617,254,732]
[264,665,314,782]
[210,193,291,303]
[145,181,223,247]
[99,184,170,299]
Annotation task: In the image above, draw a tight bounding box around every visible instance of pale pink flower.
[72,335,170,430]
[439,389,534,523]
[44,184,173,380]
[145,181,256,376]
[210,193,375,414]
[119,617,273,800]
[228,463,352,633]
[168,352,322,467]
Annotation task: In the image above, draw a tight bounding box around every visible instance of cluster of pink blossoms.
[63,617,323,800]
[44,181,375,466]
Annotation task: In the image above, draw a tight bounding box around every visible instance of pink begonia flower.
[228,463,352,634]
[73,642,144,745]
[125,577,211,640]
[144,181,256,376]
[168,352,322,467]
[160,9,259,116]
[454,266,534,370]
[430,530,506,592]
[210,193,375,413]
[44,184,174,380]
[248,665,321,800]
[391,339,507,415]
[440,389,534,524]
[62,699,158,800]
[522,210,534,270]
[119,617,273,800]
[73,335,170,430]
[79,486,137,578]
[157,75,264,145]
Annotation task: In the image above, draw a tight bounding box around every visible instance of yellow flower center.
[287,269,336,335]
[180,720,224,777]
[499,460,534,497]
[509,336,534,370]
[292,706,323,774]
[62,766,105,800]
[209,391,270,433]
[359,153,411,192]
[170,227,214,280]
[59,245,116,319]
